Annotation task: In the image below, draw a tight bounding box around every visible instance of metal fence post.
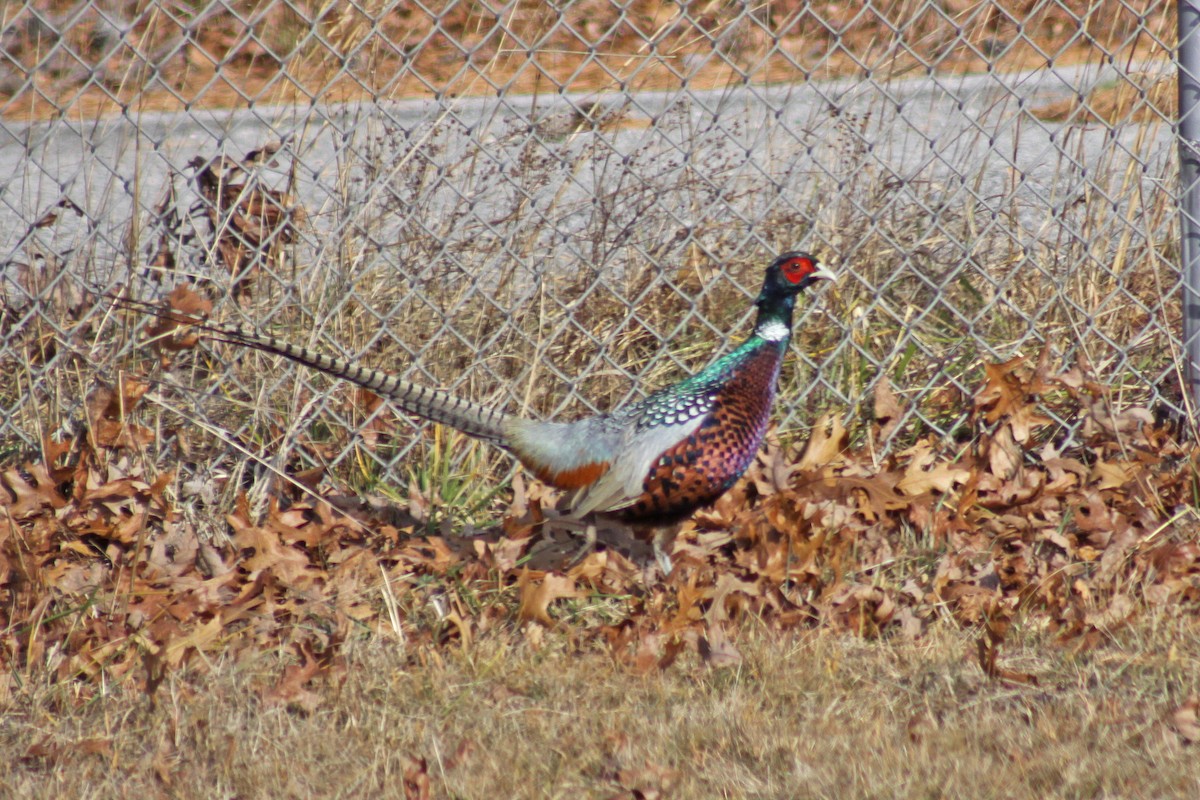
[1180,0,1200,412]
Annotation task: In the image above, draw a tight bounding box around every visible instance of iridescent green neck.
[753,292,795,342]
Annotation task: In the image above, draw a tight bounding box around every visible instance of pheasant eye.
[783,257,814,282]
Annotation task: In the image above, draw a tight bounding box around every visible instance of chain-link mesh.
[0,0,1183,501]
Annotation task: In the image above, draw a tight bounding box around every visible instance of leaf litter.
[2,348,1199,710]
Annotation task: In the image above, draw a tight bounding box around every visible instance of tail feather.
[110,294,513,446]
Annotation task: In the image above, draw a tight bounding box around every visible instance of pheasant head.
[754,251,835,339]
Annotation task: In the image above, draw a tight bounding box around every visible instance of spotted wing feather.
[561,338,785,519]
[618,344,783,522]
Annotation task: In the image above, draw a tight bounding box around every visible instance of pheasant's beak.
[810,266,837,284]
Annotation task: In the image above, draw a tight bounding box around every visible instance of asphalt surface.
[0,59,1176,292]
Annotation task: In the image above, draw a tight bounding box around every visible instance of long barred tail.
[109,292,513,447]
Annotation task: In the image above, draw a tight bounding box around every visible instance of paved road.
[0,59,1176,293]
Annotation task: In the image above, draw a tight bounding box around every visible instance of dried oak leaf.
[263,642,326,713]
[896,441,971,495]
[352,388,397,448]
[0,462,69,519]
[873,378,904,442]
[1008,402,1052,442]
[516,570,581,626]
[818,473,905,520]
[145,518,201,579]
[749,435,792,495]
[143,285,213,353]
[706,572,765,623]
[1083,593,1135,632]
[86,380,154,448]
[227,495,321,586]
[986,424,1022,481]
[824,584,895,635]
[697,623,743,668]
[1169,696,1200,744]
[402,755,432,800]
[1090,460,1132,490]
[796,413,848,471]
[1082,399,1154,439]
[231,523,317,586]
[975,355,1029,423]
[162,615,223,669]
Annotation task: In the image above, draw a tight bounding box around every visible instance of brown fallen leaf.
[1083,593,1134,631]
[975,355,1028,423]
[516,570,581,626]
[86,379,154,448]
[796,413,848,471]
[873,378,904,442]
[1090,460,1132,490]
[0,462,69,519]
[698,624,743,668]
[143,285,214,353]
[263,642,329,713]
[1084,399,1154,437]
[1008,403,1052,442]
[897,441,971,495]
[163,615,223,669]
[402,755,432,800]
[749,434,791,495]
[443,737,476,770]
[1169,696,1200,744]
[986,424,1021,481]
[232,523,318,585]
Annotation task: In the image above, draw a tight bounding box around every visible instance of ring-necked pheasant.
[113,252,833,572]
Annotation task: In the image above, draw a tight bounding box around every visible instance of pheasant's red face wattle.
[782,256,817,284]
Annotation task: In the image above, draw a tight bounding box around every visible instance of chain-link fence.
[0,0,1183,500]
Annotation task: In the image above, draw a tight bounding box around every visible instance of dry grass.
[63,88,1177,500]
[4,615,1199,798]
[4,8,1198,797]
[3,1,1182,493]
